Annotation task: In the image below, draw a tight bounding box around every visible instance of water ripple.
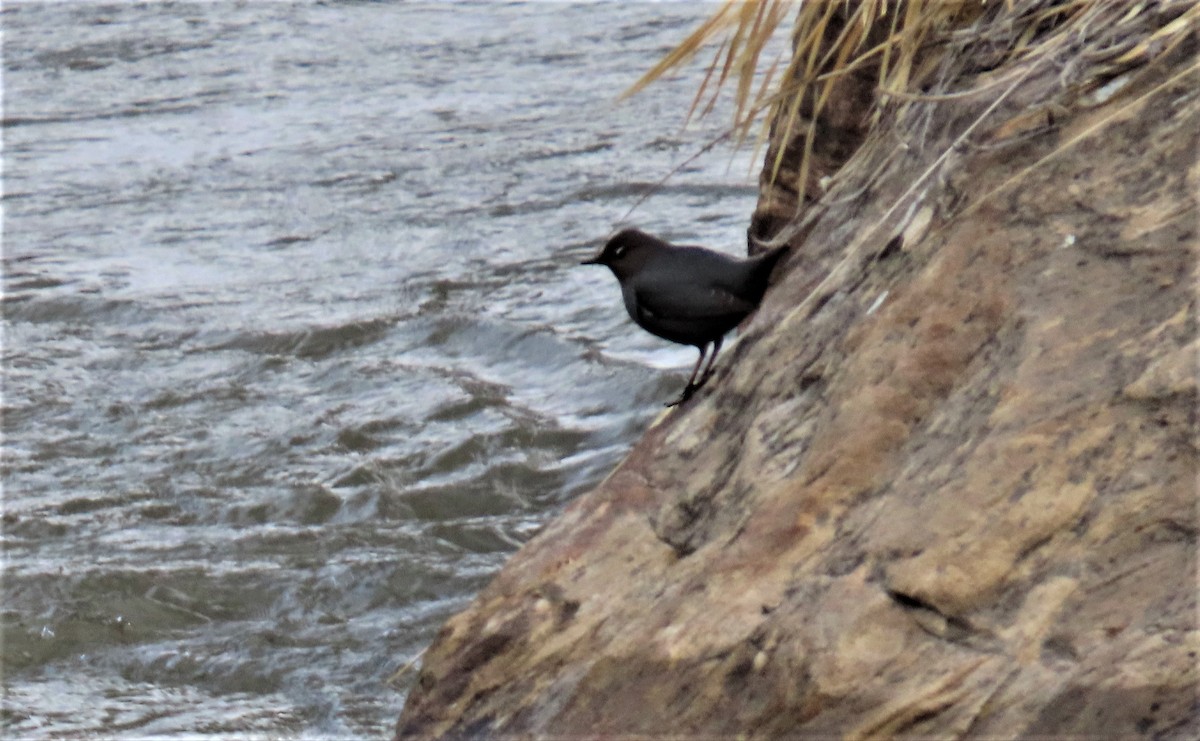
[1,1,761,736]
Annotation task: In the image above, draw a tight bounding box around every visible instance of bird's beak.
[580,253,603,266]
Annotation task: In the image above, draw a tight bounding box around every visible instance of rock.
[395,14,1198,741]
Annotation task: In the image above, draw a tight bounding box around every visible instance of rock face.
[396,19,1198,741]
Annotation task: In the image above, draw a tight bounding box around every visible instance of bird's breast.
[620,281,642,324]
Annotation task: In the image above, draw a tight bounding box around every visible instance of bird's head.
[581,228,658,279]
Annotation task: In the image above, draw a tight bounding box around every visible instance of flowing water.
[1,1,760,736]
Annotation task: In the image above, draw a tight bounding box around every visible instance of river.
[1,1,759,736]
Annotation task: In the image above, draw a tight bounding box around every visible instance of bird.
[582,228,789,406]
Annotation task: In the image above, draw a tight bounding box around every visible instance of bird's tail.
[752,243,791,285]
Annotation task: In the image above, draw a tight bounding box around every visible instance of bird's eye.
[613,245,627,258]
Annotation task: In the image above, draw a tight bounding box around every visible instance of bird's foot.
[665,383,697,408]
[666,375,715,407]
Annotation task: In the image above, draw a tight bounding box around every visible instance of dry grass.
[625,0,1200,228]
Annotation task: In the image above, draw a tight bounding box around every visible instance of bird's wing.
[633,277,755,323]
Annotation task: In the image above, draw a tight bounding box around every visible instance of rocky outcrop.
[396,6,1197,738]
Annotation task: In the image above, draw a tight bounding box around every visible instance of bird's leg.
[685,344,708,389]
[667,345,708,407]
[696,335,723,387]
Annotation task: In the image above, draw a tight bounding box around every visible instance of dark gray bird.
[582,228,789,405]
